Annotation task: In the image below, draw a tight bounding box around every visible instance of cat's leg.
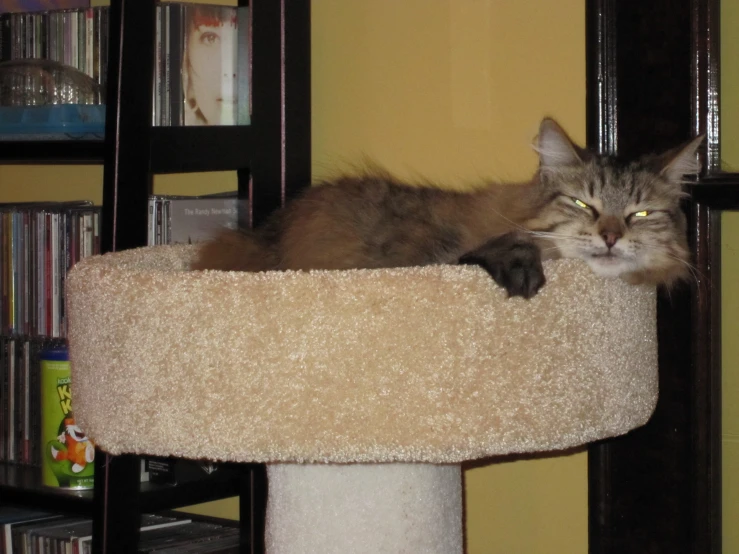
[458,232,545,299]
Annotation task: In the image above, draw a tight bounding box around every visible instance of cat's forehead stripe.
[588,166,599,197]
[587,158,653,207]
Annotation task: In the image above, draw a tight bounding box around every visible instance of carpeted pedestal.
[66,244,659,553]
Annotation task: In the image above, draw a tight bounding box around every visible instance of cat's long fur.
[192,118,702,292]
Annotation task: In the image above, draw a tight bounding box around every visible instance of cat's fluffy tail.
[190,227,278,272]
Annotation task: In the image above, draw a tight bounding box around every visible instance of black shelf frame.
[1,463,93,515]
[100,0,310,252]
[690,178,739,210]
[0,0,310,552]
[0,140,104,164]
[586,0,739,553]
[1,462,243,517]
[92,0,310,553]
[149,126,253,174]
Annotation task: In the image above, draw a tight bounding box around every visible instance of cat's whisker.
[528,228,593,241]
[668,256,702,290]
[538,247,564,255]
[486,207,534,234]
[527,230,584,243]
[634,239,698,269]
[632,241,705,297]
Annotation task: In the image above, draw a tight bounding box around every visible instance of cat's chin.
[584,255,633,279]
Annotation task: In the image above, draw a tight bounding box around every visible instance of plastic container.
[0,104,105,140]
[40,345,95,489]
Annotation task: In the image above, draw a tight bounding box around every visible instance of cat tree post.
[265,464,462,553]
[66,244,659,553]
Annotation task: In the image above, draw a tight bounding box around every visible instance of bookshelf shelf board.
[0,140,105,164]
[150,126,252,174]
[0,464,94,515]
[138,475,241,512]
[0,462,240,515]
[689,179,739,210]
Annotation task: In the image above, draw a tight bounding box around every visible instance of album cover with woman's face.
[154,3,248,127]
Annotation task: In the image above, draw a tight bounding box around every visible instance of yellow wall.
[0,1,587,550]
[0,168,236,202]
[312,1,584,185]
[723,212,739,554]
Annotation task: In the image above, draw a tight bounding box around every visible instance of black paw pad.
[459,233,545,299]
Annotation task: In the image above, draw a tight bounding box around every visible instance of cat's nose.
[601,231,621,249]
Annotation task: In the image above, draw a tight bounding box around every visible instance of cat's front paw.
[459,232,545,299]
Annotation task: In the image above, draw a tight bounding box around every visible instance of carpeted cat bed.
[66,244,658,553]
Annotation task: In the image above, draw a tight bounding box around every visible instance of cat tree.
[66,244,658,553]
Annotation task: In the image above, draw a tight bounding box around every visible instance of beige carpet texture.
[66,244,658,464]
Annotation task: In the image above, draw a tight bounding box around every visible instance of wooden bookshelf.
[0,463,93,515]
[586,0,739,552]
[149,126,252,174]
[0,140,104,164]
[0,0,310,552]
[1,462,245,517]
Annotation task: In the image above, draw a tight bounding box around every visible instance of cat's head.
[527,118,703,287]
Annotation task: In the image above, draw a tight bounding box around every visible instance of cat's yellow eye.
[633,210,650,217]
[572,197,590,210]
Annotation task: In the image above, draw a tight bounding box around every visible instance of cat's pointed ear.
[655,135,704,184]
[533,118,589,171]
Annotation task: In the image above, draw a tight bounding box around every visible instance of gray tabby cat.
[192,118,702,298]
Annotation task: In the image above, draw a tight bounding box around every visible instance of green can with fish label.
[41,346,95,489]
